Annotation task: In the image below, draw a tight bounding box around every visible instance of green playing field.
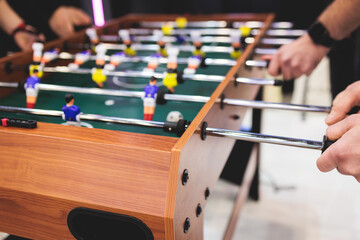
[0,48,237,137]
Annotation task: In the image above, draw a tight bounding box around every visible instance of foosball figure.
[25,69,41,109]
[143,53,162,73]
[154,30,167,57]
[41,48,60,64]
[62,93,82,126]
[191,31,205,59]
[68,50,92,70]
[161,22,174,36]
[230,29,242,59]
[104,51,126,71]
[163,48,179,93]
[86,28,99,52]
[91,44,107,88]
[29,42,44,78]
[239,25,252,48]
[175,17,187,29]
[183,55,202,74]
[143,76,159,121]
[119,29,136,57]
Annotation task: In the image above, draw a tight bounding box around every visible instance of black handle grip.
[321,135,336,153]
[0,118,37,129]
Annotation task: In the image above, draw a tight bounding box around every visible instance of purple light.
[92,0,105,26]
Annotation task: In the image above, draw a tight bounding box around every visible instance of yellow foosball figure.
[30,42,44,78]
[230,29,242,59]
[163,48,180,93]
[161,22,174,36]
[154,30,168,57]
[240,26,252,38]
[175,17,187,29]
[92,68,107,88]
[119,29,136,56]
[91,44,108,88]
[29,63,44,78]
[124,45,136,57]
[163,71,177,93]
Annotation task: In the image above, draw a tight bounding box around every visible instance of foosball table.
[0,13,331,240]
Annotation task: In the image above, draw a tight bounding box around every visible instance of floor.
[1,59,360,240]
[204,58,360,240]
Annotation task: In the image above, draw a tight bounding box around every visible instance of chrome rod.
[251,29,306,37]
[235,77,281,86]
[139,20,293,29]
[254,48,278,55]
[233,21,294,29]
[101,42,233,53]
[100,35,294,45]
[140,20,228,28]
[0,82,329,113]
[222,99,330,112]
[0,105,324,150]
[206,127,323,150]
[43,66,278,85]
[0,105,164,128]
[245,60,268,68]
[0,82,18,88]
[58,51,238,66]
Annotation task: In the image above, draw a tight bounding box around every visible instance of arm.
[0,0,24,35]
[317,114,360,182]
[319,0,360,41]
[268,0,360,79]
[0,0,45,50]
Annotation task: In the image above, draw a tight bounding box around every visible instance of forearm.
[319,0,360,40]
[0,0,23,35]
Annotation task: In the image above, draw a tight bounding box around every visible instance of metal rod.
[139,20,228,28]
[206,127,323,150]
[254,48,278,55]
[139,20,294,29]
[0,82,330,113]
[251,29,306,37]
[100,35,296,45]
[59,51,239,66]
[0,105,324,150]
[244,60,268,68]
[244,37,294,45]
[0,105,164,128]
[101,42,233,53]
[42,66,277,85]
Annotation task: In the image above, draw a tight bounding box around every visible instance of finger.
[261,54,273,61]
[267,54,281,76]
[326,114,360,140]
[280,60,292,80]
[326,90,358,125]
[316,141,339,172]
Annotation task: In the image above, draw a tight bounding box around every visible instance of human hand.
[13,29,45,51]
[49,6,92,38]
[267,33,330,80]
[325,81,360,126]
[317,114,360,182]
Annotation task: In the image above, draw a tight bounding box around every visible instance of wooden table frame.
[0,13,274,240]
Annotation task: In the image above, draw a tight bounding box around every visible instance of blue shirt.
[144,84,159,99]
[62,105,81,121]
[25,76,40,88]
